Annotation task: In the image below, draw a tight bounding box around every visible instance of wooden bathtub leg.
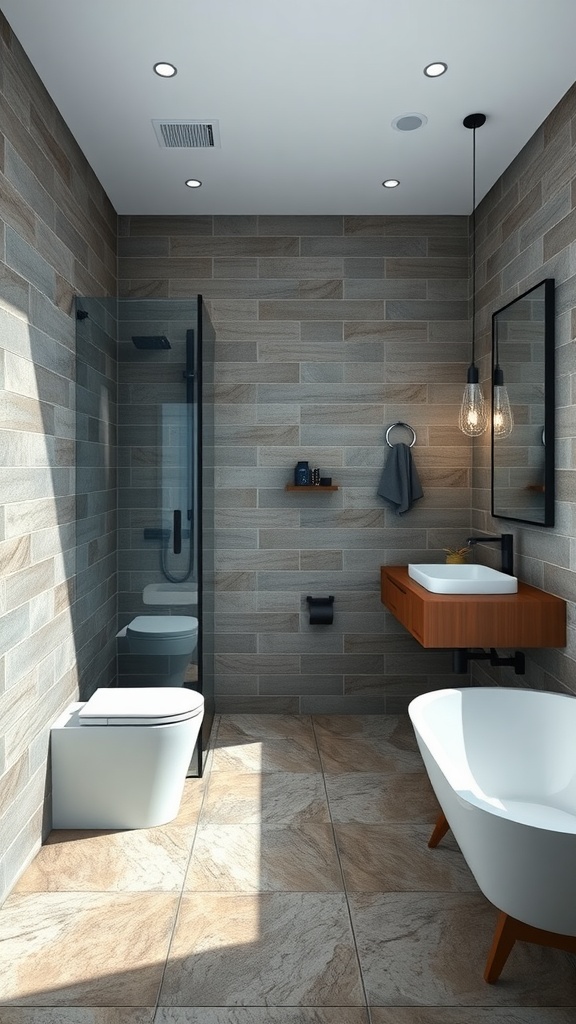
[484,911,576,983]
[427,810,450,848]
[484,912,517,983]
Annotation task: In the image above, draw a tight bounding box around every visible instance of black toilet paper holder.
[306,595,334,625]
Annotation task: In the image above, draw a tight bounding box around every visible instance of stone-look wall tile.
[171,235,299,257]
[500,182,543,242]
[101,97,576,729]
[0,19,117,904]
[343,279,426,300]
[216,320,299,342]
[118,211,475,715]
[259,215,343,236]
[260,299,384,321]
[345,215,468,237]
[302,236,427,257]
[472,81,576,698]
[129,215,213,236]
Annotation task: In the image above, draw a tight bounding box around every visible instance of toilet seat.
[126,615,198,641]
[79,686,204,726]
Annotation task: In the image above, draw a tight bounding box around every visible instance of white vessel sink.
[408,563,518,595]
[143,583,198,606]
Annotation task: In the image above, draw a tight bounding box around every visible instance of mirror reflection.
[491,278,555,527]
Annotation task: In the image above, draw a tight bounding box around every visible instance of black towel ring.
[386,421,416,448]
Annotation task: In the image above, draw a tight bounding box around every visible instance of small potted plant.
[443,545,470,565]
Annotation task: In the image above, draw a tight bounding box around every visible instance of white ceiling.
[3,0,576,215]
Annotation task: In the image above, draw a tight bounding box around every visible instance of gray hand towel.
[377,442,424,515]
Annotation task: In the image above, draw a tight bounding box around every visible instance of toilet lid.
[126,615,198,640]
[79,687,204,726]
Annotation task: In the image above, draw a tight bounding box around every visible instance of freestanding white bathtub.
[409,686,576,981]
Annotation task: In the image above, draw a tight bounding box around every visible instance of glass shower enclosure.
[75,295,215,772]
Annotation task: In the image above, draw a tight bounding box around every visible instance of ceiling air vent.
[152,119,221,148]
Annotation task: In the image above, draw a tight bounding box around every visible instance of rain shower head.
[132,335,171,349]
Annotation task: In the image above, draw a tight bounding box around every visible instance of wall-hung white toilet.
[124,615,199,686]
[51,687,204,829]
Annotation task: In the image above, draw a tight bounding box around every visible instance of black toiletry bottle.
[295,460,310,485]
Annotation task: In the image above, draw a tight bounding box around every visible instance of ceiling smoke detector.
[152,120,221,148]
[391,112,428,132]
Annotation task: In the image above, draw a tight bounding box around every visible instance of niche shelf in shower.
[143,583,198,606]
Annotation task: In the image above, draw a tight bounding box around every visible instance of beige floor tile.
[185,823,344,892]
[325,771,439,824]
[371,1010,576,1023]
[349,892,576,1006]
[201,772,330,825]
[172,775,208,825]
[3,713,574,1021]
[14,825,195,893]
[335,823,477,892]
[212,714,320,773]
[155,1011,369,1023]
[313,715,421,774]
[159,892,364,1006]
[0,1012,154,1023]
[216,715,316,743]
[0,892,178,1006]
[211,734,322,773]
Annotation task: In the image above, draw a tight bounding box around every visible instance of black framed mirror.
[491,278,555,527]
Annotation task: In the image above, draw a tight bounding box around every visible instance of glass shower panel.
[198,297,215,763]
[116,299,200,686]
[75,296,118,701]
[76,294,214,770]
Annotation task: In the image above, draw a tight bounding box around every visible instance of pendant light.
[493,321,514,438]
[459,113,489,436]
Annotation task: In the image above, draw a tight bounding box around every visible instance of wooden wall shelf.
[285,485,339,491]
[381,565,566,649]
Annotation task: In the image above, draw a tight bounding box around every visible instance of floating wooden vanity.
[381,566,566,649]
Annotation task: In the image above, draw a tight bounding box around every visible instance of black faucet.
[465,533,514,576]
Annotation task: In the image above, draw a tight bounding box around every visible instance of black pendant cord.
[463,113,486,385]
[494,319,503,385]
[471,124,476,370]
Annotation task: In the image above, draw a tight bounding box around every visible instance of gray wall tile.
[471,82,576,697]
[0,21,117,905]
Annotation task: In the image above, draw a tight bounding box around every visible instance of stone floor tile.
[0,893,178,1006]
[185,823,344,892]
[155,1010,369,1023]
[212,715,320,773]
[172,775,208,825]
[313,714,421,773]
[349,892,576,1006]
[0,1012,154,1023]
[216,715,316,743]
[334,822,477,891]
[201,772,330,825]
[159,892,364,1006]
[325,771,439,824]
[211,734,322,774]
[370,1010,576,1023]
[14,825,195,893]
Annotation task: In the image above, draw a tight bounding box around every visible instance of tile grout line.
[310,714,372,1019]
[151,713,222,1019]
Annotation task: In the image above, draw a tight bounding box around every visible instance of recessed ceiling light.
[424,62,447,78]
[185,178,202,188]
[382,179,400,188]
[391,112,428,132]
[153,62,177,78]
